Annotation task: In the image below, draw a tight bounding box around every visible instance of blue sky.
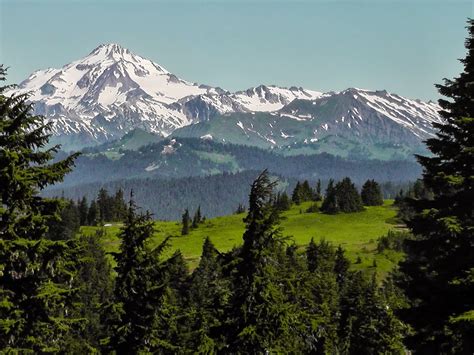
[0,0,472,101]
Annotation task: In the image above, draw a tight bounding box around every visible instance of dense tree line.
[53,136,422,189]
[44,174,412,220]
[46,189,128,234]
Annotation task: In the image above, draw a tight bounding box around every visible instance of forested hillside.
[43,171,410,220]
[54,137,422,187]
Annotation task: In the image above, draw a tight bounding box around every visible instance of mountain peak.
[91,43,128,54]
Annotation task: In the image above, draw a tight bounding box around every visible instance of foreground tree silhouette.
[397,18,474,353]
[228,170,298,352]
[105,197,173,353]
[0,65,81,351]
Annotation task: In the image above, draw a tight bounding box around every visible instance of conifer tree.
[112,188,127,221]
[339,273,405,353]
[192,205,202,228]
[78,196,89,225]
[335,177,364,213]
[321,179,338,214]
[106,198,171,353]
[186,237,230,351]
[0,65,82,352]
[292,181,302,205]
[361,179,384,206]
[71,230,113,351]
[301,180,313,201]
[397,18,474,353]
[97,188,111,222]
[314,179,322,201]
[334,245,351,286]
[181,208,190,235]
[87,199,98,226]
[228,170,297,352]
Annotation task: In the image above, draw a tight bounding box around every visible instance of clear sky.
[0,0,472,101]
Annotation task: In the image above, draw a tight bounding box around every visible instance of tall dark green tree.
[361,179,384,206]
[0,65,81,352]
[97,188,111,222]
[228,170,299,352]
[335,177,364,213]
[314,179,322,201]
[192,205,202,228]
[292,181,302,205]
[112,188,128,221]
[87,199,98,226]
[321,179,338,214]
[185,237,230,352]
[106,198,171,353]
[181,208,190,235]
[78,196,89,225]
[397,18,474,353]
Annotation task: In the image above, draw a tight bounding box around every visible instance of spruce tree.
[106,198,171,353]
[112,188,127,221]
[0,65,82,352]
[314,179,322,201]
[97,188,111,222]
[186,237,230,352]
[292,181,302,205]
[87,199,98,226]
[192,205,202,228]
[228,170,298,352]
[361,179,384,206]
[335,177,364,213]
[396,18,474,353]
[78,196,89,225]
[181,208,190,235]
[321,179,338,214]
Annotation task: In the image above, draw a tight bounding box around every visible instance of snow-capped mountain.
[173,88,443,160]
[8,43,442,156]
[10,44,223,149]
[179,85,324,121]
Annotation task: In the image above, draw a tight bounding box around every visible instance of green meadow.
[81,200,404,276]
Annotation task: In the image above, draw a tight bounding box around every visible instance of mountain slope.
[173,88,442,160]
[10,44,222,149]
[8,43,442,156]
[53,137,421,189]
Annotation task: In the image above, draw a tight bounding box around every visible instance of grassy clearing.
[81,200,404,277]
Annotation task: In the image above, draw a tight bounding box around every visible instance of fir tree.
[334,245,351,286]
[71,230,113,351]
[321,179,338,214]
[112,188,127,221]
[78,196,89,225]
[335,177,364,213]
[361,179,384,206]
[87,199,98,226]
[0,65,82,352]
[314,179,322,201]
[292,181,302,205]
[186,238,230,352]
[228,170,298,352]
[181,208,190,235]
[274,191,291,211]
[192,205,202,228]
[97,188,111,222]
[396,18,474,353]
[106,198,171,353]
